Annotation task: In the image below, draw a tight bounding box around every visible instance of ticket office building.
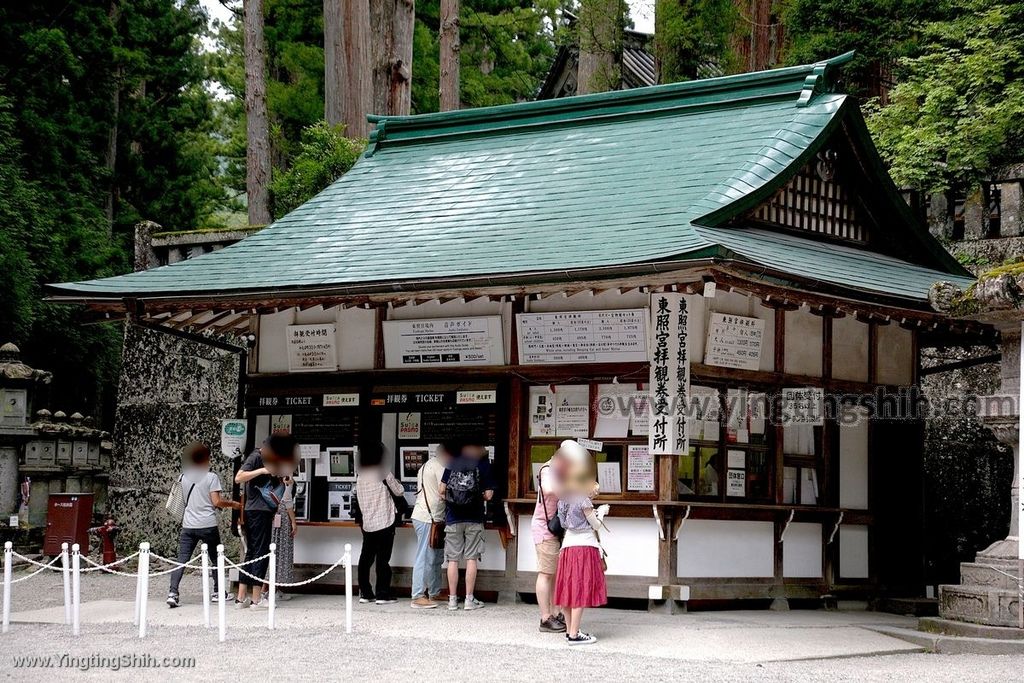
[48,55,980,603]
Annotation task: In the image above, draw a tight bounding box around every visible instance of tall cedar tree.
[0,0,221,423]
[654,0,737,83]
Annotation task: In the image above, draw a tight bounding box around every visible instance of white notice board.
[704,312,765,371]
[383,316,504,368]
[517,309,648,364]
[286,324,338,372]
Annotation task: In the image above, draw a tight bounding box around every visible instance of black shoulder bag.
[537,465,564,539]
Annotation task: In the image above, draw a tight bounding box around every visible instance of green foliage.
[270,122,366,218]
[654,0,737,83]
[0,0,224,422]
[866,0,1024,193]
[783,0,942,97]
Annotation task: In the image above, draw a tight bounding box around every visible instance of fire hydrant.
[88,517,120,566]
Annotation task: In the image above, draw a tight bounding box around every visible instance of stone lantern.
[930,276,1023,629]
[0,343,52,516]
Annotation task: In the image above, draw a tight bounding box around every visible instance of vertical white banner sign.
[649,293,690,455]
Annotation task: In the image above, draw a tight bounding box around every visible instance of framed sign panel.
[517,309,648,364]
[383,317,504,368]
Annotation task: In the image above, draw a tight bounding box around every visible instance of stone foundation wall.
[112,325,241,557]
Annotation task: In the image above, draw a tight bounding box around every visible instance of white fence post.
[138,542,150,639]
[60,542,71,625]
[2,541,12,634]
[201,543,211,629]
[344,543,352,634]
[268,542,276,630]
[71,543,81,636]
[216,544,226,643]
[133,542,143,627]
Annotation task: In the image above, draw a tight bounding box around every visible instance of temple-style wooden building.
[50,54,983,607]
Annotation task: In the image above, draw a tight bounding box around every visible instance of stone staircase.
[939,537,1022,628]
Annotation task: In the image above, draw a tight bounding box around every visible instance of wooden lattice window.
[751,152,868,243]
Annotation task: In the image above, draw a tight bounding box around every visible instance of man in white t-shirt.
[167,442,241,608]
[409,443,452,609]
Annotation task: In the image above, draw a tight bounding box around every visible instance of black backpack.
[445,467,481,507]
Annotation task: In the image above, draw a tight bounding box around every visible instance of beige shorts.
[445,522,485,562]
[535,538,560,575]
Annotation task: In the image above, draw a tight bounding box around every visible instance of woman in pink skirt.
[553,451,609,646]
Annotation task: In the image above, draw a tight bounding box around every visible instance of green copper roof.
[48,53,970,305]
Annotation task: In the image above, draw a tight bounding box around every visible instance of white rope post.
[71,543,81,636]
[138,542,150,639]
[268,542,277,630]
[133,542,143,627]
[2,541,12,633]
[201,543,211,629]
[60,543,71,625]
[344,543,352,634]
[216,544,226,643]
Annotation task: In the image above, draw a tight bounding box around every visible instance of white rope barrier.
[0,540,353,641]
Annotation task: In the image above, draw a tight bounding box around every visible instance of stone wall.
[112,324,241,556]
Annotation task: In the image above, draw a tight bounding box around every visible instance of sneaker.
[463,596,485,611]
[166,593,179,608]
[249,598,268,609]
[447,597,459,611]
[553,612,566,626]
[234,598,250,610]
[539,616,566,633]
[276,591,293,602]
[566,631,598,645]
[359,597,374,604]
[430,592,449,602]
[210,591,230,603]
[411,597,437,610]
[375,598,398,605]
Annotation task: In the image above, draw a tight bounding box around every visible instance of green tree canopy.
[270,122,365,219]
[866,0,1024,193]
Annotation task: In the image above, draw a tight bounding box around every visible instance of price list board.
[516,309,648,364]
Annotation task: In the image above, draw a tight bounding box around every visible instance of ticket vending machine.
[326,447,357,520]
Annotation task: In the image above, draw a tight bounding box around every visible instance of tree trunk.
[324,0,344,126]
[578,0,623,94]
[244,0,272,225]
[105,0,121,234]
[371,0,414,117]
[439,0,460,111]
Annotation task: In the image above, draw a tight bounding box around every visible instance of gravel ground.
[0,566,1020,681]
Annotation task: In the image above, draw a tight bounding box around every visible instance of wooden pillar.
[657,456,676,585]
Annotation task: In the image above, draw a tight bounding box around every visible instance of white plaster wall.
[256,305,377,372]
[876,324,913,385]
[838,525,870,579]
[294,526,505,570]
[832,315,869,382]
[517,516,538,571]
[526,289,650,313]
[782,522,822,578]
[677,519,774,577]
[602,517,660,576]
[784,307,822,376]
[839,407,869,509]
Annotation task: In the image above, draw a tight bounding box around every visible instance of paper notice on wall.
[628,391,650,436]
[727,469,746,497]
[398,412,421,440]
[556,405,589,438]
[286,323,338,372]
[627,445,654,492]
[270,414,292,434]
[727,449,745,469]
[782,387,825,426]
[220,419,248,458]
[315,451,330,477]
[299,443,320,459]
[594,383,634,439]
[597,462,621,494]
[529,386,556,437]
[704,312,764,371]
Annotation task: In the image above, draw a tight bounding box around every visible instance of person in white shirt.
[167,442,240,608]
[409,443,452,609]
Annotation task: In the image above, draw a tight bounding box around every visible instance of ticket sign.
[286,324,338,372]
[517,309,648,364]
[383,317,504,368]
[704,313,764,371]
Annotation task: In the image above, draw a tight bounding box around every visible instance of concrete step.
[960,562,1021,590]
[866,624,1024,655]
[919,616,1024,640]
[872,596,938,617]
[939,583,1022,627]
